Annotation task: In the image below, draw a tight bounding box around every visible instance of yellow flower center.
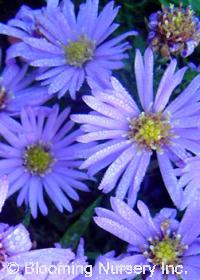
[159,6,195,41]
[24,145,53,175]
[65,37,94,67]
[129,112,172,150]
[143,220,187,269]
[153,239,177,265]
[150,4,200,57]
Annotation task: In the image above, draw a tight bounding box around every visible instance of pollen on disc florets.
[129,112,172,151]
[24,144,53,175]
[149,4,200,57]
[65,36,95,67]
[143,220,187,269]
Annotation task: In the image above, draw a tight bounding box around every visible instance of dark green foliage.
[60,196,102,249]
[160,0,200,13]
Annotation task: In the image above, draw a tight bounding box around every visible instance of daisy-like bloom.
[0,105,92,218]
[71,47,200,209]
[4,0,137,99]
[176,156,200,209]
[95,197,200,280]
[0,223,86,280]
[148,4,200,57]
[0,60,50,116]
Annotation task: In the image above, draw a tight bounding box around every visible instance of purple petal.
[80,140,131,169]
[157,152,183,208]
[0,175,9,213]
[94,216,146,246]
[134,49,145,109]
[181,40,196,57]
[110,197,153,238]
[46,0,59,10]
[99,145,136,193]
[71,114,128,130]
[24,37,63,54]
[31,57,66,67]
[0,22,27,39]
[82,95,127,121]
[3,224,32,255]
[178,200,200,245]
[143,47,154,110]
[154,66,187,112]
[116,153,141,200]
[48,67,76,95]
[184,240,200,256]
[128,150,152,207]
[165,74,200,114]
[77,130,125,143]
[182,264,200,280]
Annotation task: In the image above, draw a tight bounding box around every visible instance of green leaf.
[173,0,190,5]
[86,251,101,260]
[60,196,102,249]
[22,209,31,228]
[159,0,170,5]
[133,36,147,53]
[190,0,200,12]
[159,0,191,7]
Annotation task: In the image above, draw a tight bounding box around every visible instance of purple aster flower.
[176,156,200,209]
[71,47,200,209]
[148,4,200,57]
[0,222,85,280]
[94,197,200,280]
[0,105,92,218]
[0,60,50,116]
[3,0,137,99]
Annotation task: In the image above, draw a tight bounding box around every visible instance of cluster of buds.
[148,4,200,57]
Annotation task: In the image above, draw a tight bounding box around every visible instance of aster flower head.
[4,0,137,99]
[0,61,50,116]
[71,47,200,209]
[95,197,200,280]
[0,105,92,218]
[148,4,200,57]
